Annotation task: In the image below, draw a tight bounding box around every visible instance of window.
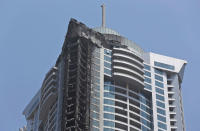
[145,83,152,90]
[104,113,115,120]
[93,77,100,84]
[104,55,111,62]
[141,111,151,121]
[157,115,166,122]
[103,128,114,131]
[104,85,115,92]
[155,81,164,88]
[104,62,111,69]
[156,88,164,95]
[104,106,115,113]
[104,92,115,99]
[93,127,99,131]
[104,49,112,56]
[154,68,163,75]
[141,104,152,114]
[154,61,175,70]
[93,120,99,127]
[156,94,165,101]
[92,64,100,71]
[104,120,114,127]
[158,122,167,130]
[92,112,100,119]
[144,71,151,77]
[92,58,100,65]
[104,68,112,76]
[157,108,166,115]
[156,101,165,108]
[93,84,100,91]
[91,104,100,112]
[155,75,163,82]
[144,64,151,71]
[104,99,115,105]
[92,97,100,105]
[145,77,151,83]
[141,118,151,128]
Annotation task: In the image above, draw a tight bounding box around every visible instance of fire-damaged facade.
[23,17,187,131]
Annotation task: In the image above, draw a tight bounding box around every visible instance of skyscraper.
[23,6,186,131]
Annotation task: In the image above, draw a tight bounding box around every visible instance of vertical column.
[99,47,104,131]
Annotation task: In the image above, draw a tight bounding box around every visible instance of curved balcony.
[113,59,144,75]
[113,47,143,62]
[112,47,144,88]
[39,91,57,120]
[113,53,143,69]
[39,67,58,120]
[113,66,144,81]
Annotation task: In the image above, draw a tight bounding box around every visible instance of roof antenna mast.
[101,4,106,27]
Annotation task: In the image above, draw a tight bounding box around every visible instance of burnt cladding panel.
[60,19,105,131]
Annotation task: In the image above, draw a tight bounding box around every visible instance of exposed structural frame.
[59,19,103,130]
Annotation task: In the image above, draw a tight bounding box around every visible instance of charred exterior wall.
[57,19,104,131]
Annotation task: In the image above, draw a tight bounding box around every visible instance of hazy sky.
[0,0,199,130]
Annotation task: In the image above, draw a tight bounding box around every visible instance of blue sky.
[0,0,199,130]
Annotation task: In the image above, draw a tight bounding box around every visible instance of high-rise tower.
[23,5,186,131]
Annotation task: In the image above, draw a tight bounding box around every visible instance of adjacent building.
[23,6,187,131]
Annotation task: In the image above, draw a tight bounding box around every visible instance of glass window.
[154,61,175,70]
[92,70,100,77]
[93,90,100,98]
[93,127,99,131]
[93,119,99,127]
[104,68,112,76]
[155,81,164,88]
[104,81,111,85]
[141,118,151,128]
[156,88,164,95]
[144,83,152,90]
[91,104,100,112]
[157,115,166,123]
[144,64,151,71]
[104,55,111,62]
[104,99,115,105]
[156,94,165,101]
[157,108,166,115]
[141,111,151,121]
[104,92,115,99]
[144,71,151,77]
[104,106,115,113]
[104,62,111,69]
[104,113,115,120]
[93,77,100,84]
[92,58,100,65]
[158,122,167,130]
[145,77,151,83]
[142,126,151,131]
[92,64,100,71]
[104,85,115,92]
[154,68,163,75]
[141,104,152,114]
[103,128,114,131]
[104,49,112,56]
[104,120,114,127]
[92,112,100,120]
[156,101,165,108]
[155,75,163,82]
[92,97,100,105]
[94,52,100,58]
[93,84,100,91]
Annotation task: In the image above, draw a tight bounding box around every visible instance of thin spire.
[101,4,106,27]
